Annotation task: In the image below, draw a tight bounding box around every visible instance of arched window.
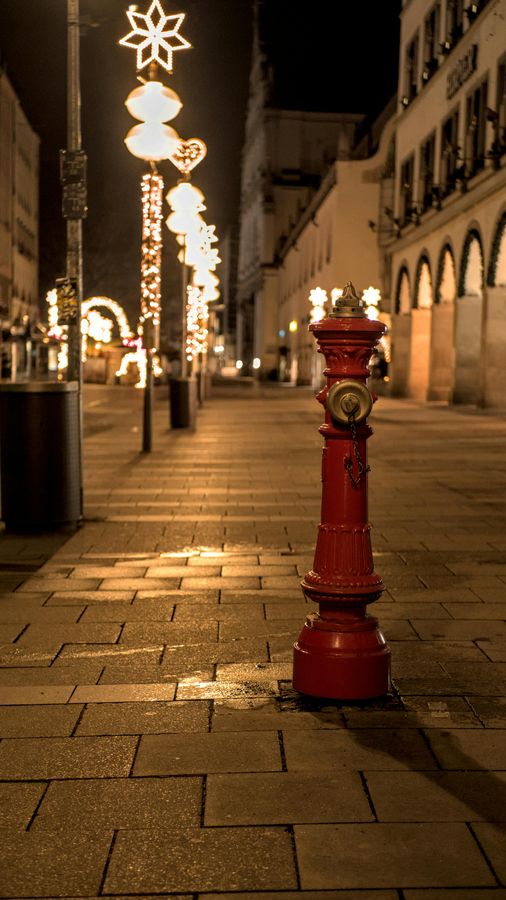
[395,266,411,314]
[459,229,484,297]
[436,245,456,304]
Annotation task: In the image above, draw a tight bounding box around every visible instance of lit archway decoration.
[82,297,133,342]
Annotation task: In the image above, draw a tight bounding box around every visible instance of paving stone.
[70,682,176,703]
[17,578,101,592]
[294,823,495,889]
[0,704,82,737]
[147,566,221,578]
[0,782,46,828]
[79,600,175,621]
[33,776,202,830]
[0,623,29,642]
[104,826,297,893]
[100,577,181,590]
[404,890,506,899]
[283,729,437,771]
[205,771,373,825]
[215,662,293,681]
[211,698,344,731]
[99,660,212,683]
[343,697,481,729]
[204,893,397,900]
[120,621,218,644]
[0,604,82,623]
[76,699,209,735]
[68,565,148,578]
[174,602,266,622]
[366,770,506,821]
[477,639,506,662]
[425,728,506,769]
[177,680,278,700]
[47,590,136,604]
[133,731,282,775]
[0,644,60,666]
[180,576,261,589]
[16,622,121,646]
[0,830,113,896]
[0,735,137,779]
[0,685,74,704]
[411,620,506,640]
[55,643,162,663]
[468,696,506,727]
[470,823,506,883]
[0,663,103,686]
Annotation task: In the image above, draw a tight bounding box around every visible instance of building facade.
[0,68,39,328]
[387,0,506,406]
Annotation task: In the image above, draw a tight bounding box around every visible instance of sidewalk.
[1,382,506,898]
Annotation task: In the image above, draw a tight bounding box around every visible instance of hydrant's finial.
[331,281,366,318]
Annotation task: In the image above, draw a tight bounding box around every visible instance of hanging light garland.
[185,284,208,363]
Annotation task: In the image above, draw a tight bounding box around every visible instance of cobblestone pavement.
[1,381,506,898]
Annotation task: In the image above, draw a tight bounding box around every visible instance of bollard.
[293,282,390,700]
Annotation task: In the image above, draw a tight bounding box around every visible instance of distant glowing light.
[169,138,207,176]
[362,286,381,307]
[116,341,163,388]
[331,287,343,302]
[186,284,208,362]
[119,0,191,74]
[289,319,298,333]
[214,344,224,354]
[278,329,286,338]
[252,357,261,369]
[125,121,179,162]
[309,286,327,323]
[236,359,243,370]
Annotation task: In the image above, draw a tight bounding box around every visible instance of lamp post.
[119,0,189,449]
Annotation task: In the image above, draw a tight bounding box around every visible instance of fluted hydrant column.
[293,282,390,700]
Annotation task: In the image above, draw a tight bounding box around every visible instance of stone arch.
[429,244,457,401]
[458,227,484,297]
[414,253,433,309]
[391,265,412,396]
[454,228,484,403]
[487,209,506,287]
[409,254,433,400]
[435,243,457,304]
[394,265,411,314]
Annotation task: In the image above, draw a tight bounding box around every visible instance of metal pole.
[66,0,84,518]
[143,348,153,453]
[66,0,83,383]
[180,237,188,377]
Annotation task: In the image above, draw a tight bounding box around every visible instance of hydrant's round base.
[293,614,391,700]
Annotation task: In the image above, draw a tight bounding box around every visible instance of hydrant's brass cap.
[330,281,367,318]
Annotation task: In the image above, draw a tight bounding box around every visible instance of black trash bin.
[0,382,81,532]
[169,377,197,429]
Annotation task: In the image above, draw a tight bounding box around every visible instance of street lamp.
[119,0,189,449]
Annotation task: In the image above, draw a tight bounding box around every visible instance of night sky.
[0,0,400,340]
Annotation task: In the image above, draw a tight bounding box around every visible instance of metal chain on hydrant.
[344,412,371,488]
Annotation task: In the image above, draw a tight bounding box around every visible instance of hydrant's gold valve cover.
[326,379,373,425]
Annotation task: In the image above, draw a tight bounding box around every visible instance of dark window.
[496,57,506,152]
[420,133,436,210]
[403,33,419,106]
[465,79,488,176]
[399,155,415,225]
[422,4,440,83]
[443,0,464,52]
[440,109,460,196]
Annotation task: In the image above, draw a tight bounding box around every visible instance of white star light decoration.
[119,0,191,73]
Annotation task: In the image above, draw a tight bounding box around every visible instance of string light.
[82,297,133,343]
[141,172,164,331]
[115,337,163,388]
[185,284,208,362]
[119,0,191,74]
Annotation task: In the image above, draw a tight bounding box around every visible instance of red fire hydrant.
[293,282,390,700]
